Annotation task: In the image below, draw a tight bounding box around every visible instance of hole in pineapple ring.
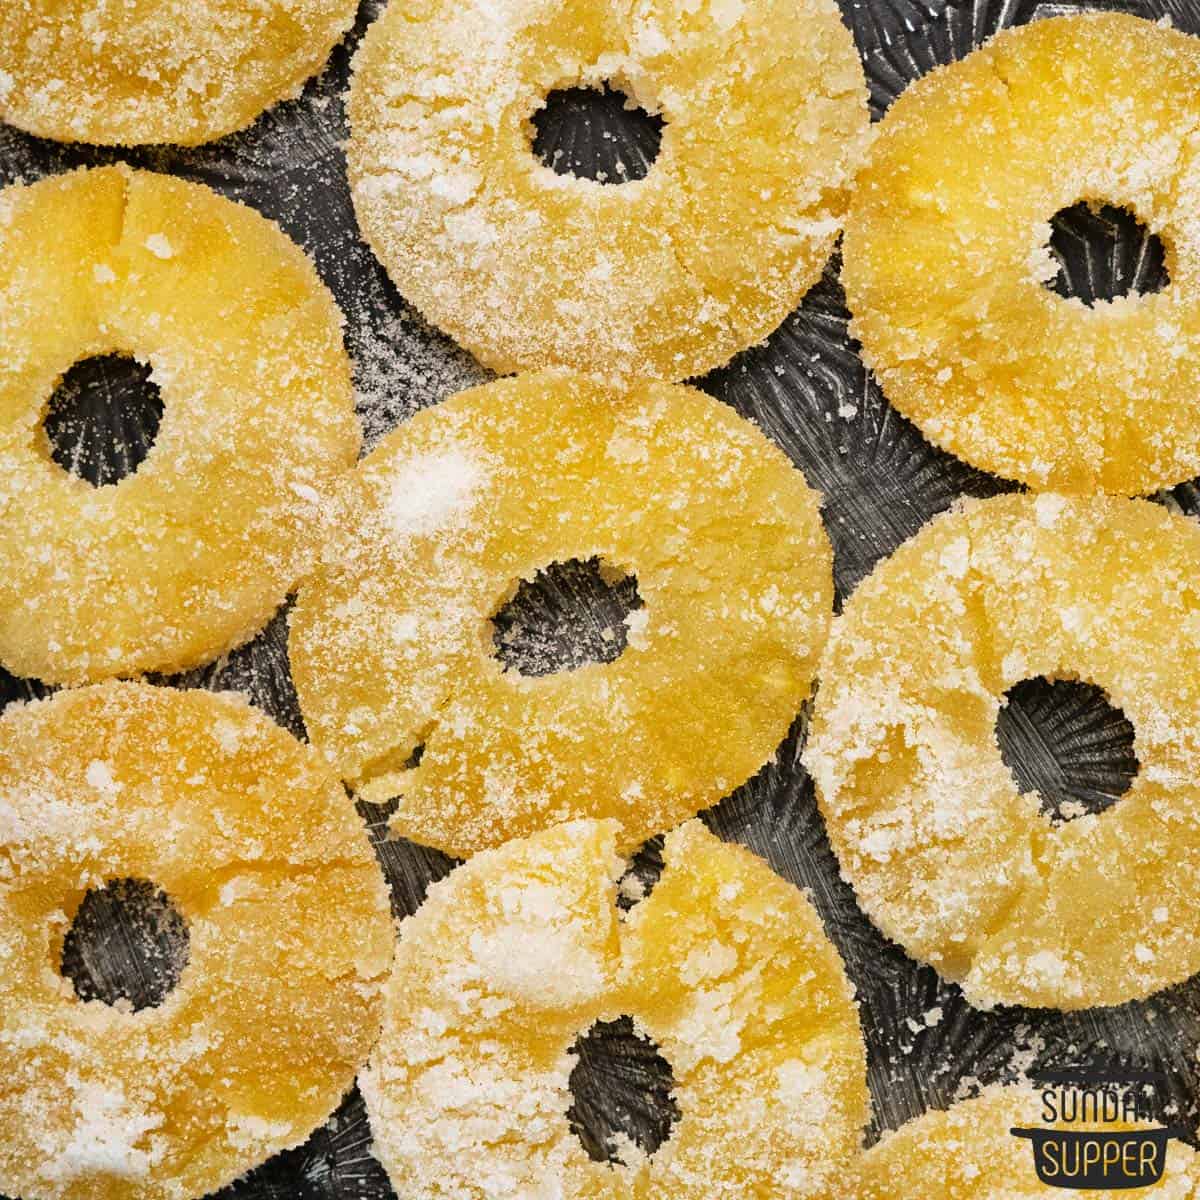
[530,81,666,184]
[567,1016,680,1163]
[42,354,164,487]
[1042,202,1169,306]
[60,878,190,1012]
[995,676,1139,823]
[491,557,644,678]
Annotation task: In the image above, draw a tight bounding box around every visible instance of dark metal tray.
[5,0,1200,1192]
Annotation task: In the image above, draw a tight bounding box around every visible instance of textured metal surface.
[566,1018,682,1163]
[4,0,1200,1192]
[995,679,1140,822]
[492,558,644,678]
[1045,202,1170,306]
[43,355,165,488]
[531,85,665,184]
[60,880,190,1013]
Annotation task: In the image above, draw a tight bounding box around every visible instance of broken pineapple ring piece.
[0,681,393,1200]
[805,493,1200,1010]
[843,12,1200,494]
[289,372,834,858]
[361,818,869,1199]
[0,166,358,685]
[0,0,357,145]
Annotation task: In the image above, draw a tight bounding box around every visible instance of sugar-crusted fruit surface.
[805,493,1200,1010]
[843,13,1200,494]
[0,166,358,686]
[289,372,833,857]
[0,682,394,1200]
[0,0,356,145]
[855,1086,1200,1198]
[362,818,868,1199]
[347,0,869,382]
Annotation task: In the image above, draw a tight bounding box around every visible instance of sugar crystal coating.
[347,0,870,382]
[806,493,1200,1010]
[0,166,359,686]
[362,818,868,1199]
[843,13,1200,494]
[0,0,357,146]
[289,371,834,857]
[0,681,394,1200]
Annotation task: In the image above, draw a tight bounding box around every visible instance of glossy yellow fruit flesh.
[0,0,356,145]
[844,13,1200,494]
[0,166,358,685]
[348,0,869,381]
[362,818,868,1199]
[0,682,394,1200]
[807,493,1200,1009]
[290,372,833,857]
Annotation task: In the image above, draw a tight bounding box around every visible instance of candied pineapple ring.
[843,13,1200,494]
[347,0,869,382]
[0,0,357,145]
[0,166,358,686]
[362,818,868,1199]
[0,681,394,1200]
[855,1087,1200,1198]
[805,493,1200,1010]
[289,372,833,857]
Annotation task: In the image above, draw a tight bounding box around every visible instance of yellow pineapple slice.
[806,493,1200,1009]
[347,0,869,382]
[289,371,833,858]
[0,0,356,145]
[843,12,1200,494]
[0,166,358,685]
[0,681,394,1200]
[362,817,868,1198]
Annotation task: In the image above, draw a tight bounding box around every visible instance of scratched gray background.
[3,0,1200,1192]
